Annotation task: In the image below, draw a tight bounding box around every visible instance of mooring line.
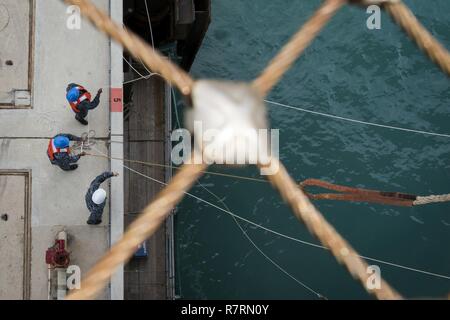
[116,74,450,140]
[197,181,325,299]
[89,147,450,282]
[265,99,450,138]
[170,92,325,298]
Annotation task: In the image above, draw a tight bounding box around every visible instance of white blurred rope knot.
[187,80,273,168]
[414,194,450,206]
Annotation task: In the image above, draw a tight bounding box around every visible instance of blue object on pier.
[134,242,148,258]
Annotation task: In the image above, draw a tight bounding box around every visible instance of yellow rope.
[260,158,402,300]
[252,0,347,96]
[67,159,207,300]
[64,0,194,95]
[384,1,450,76]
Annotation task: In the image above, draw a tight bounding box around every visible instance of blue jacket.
[86,171,115,224]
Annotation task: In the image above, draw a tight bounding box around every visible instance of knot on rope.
[187,80,269,165]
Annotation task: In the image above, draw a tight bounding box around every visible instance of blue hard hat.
[66,87,80,102]
[54,136,70,148]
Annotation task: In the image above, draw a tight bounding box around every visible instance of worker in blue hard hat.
[47,134,86,171]
[66,83,103,125]
[85,171,119,225]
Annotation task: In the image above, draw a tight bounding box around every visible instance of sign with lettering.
[111,88,123,112]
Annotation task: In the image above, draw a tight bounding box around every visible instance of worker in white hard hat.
[85,171,119,225]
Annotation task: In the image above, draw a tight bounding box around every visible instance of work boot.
[87,213,102,225]
[75,114,88,125]
[87,217,101,225]
[61,164,78,171]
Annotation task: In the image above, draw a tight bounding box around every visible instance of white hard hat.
[92,188,107,205]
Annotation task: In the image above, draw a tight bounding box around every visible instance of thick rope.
[66,161,207,300]
[64,0,194,95]
[89,154,450,207]
[301,179,415,206]
[260,159,402,300]
[197,182,327,299]
[384,1,450,76]
[301,179,450,207]
[61,0,450,300]
[252,0,346,96]
[90,147,450,282]
[414,194,450,206]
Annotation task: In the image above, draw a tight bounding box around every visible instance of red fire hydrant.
[45,239,70,268]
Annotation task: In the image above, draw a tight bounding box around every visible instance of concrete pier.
[0,0,117,299]
[0,0,209,300]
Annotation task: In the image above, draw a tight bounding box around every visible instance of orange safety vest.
[47,139,70,161]
[69,86,92,113]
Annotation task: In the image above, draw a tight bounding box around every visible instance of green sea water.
[174,0,450,299]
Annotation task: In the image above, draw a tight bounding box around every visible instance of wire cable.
[265,99,450,138]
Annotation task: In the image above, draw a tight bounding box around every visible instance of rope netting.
[64,0,450,300]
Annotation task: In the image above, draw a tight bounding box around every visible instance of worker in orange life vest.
[66,83,103,125]
[47,134,86,171]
